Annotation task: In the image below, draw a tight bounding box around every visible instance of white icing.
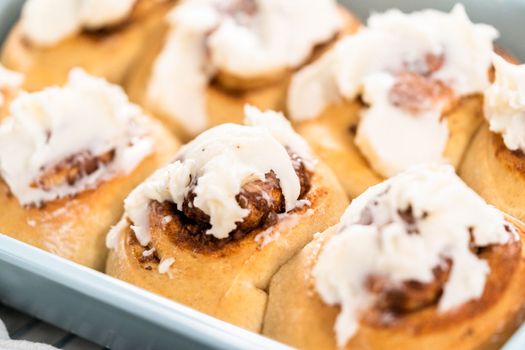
[106,218,129,250]
[158,257,175,274]
[0,65,23,108]
[21,0,137,46]
[314,164,514,347]
[147,0,342,134]
[243,105,315,170]
[123,106,313,245]
[143,247,156,257]
[254,228,280,248]
[147,4,219,135]
[0,69,153,206]
[289,4,497,177]
[485,54,525,152]
[161,215,173,226]
[355,72,449,176]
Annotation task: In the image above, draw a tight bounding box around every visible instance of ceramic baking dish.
[0,0,524,349]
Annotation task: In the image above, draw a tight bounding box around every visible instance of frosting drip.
[485,54,525,153]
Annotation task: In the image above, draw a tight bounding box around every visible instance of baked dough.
[1,0,175,91]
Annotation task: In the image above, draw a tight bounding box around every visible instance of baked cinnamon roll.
[125,0,360,140]
[0,65,23,119]
[460,55,525,223]
[287,5,498,198]
[263,164,525,350]
[1,0,175,90]
[106,106,348,331]
[0,69,179,270]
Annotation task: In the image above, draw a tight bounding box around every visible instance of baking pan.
[0,234,291,350]
[0,1,525,349]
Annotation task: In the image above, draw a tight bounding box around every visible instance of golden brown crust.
[0,86,18,120]
[460,124,525,222]
[0,0,175,91]
[124,6,361,140]
[105,160,348,332]
[263,217,525,350]
[0,117,180,270]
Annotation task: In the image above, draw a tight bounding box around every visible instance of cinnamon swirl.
[288,5,497,198]
[0,69,180,270]
[105,106,348,331]
[263,164,525,350]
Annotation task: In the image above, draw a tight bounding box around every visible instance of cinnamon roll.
[1,0,175,91]
[263,164,525,350]
[125,0,360,140]
[287,5,498,198]
[460,55,525,223]
[105,106,348,331]
[0,69,180,270]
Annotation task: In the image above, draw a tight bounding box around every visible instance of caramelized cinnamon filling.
[387,53,454,114]
[354,189,519,317]
[389,72,454,114]
[403,53,445,77]
[128,233,160,271]
[219,0,258,18]
[146,151,312,253]
[366,259,452,313]
[31,149,115,191]
[82,20,132,40]
[365,233,518,317]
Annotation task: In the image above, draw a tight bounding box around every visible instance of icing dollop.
[21,0,137,46]
[146,0,342,135]
[289,4,498,177]
[0,69,153,206]
[484,54,525,152]
[314,164,515,347]
[122,106,313,245]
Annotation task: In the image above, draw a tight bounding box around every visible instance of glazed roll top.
[314,165,517,347]
[484,55,525,153]
[147,0,343,134]
[20,0,138,46]
[111,106,313,250]
[289,4,498,177]
[0,69,153,206]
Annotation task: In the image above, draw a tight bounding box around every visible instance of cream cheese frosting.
[0,69,153,206]
[485,54,525,152]
[289,4,498,177]
[21,0,137,46]
[146,0,342,135]
[313,164,514,347]
[0,65,23,108]
[121,106,313,245]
